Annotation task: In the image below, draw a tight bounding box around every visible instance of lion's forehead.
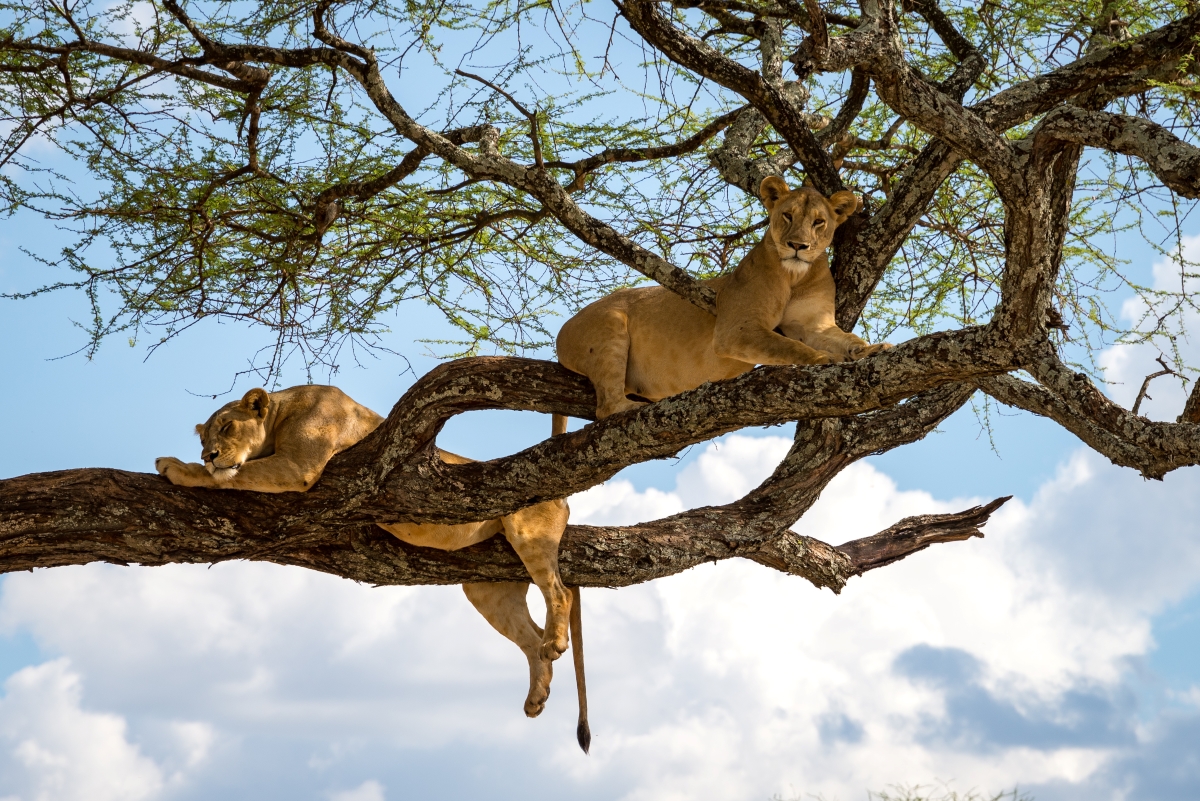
[201,410,257,443]
[775,194,832,240]
[779,193,828,220]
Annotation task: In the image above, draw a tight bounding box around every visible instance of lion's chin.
[205,463,240,482]
[780,257,812,278]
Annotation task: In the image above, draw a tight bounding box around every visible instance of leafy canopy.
[0,0,1196,378]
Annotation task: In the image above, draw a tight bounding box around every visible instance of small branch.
[975,11,1200,131]
[1034,107,1200,199]
[548,105,749,192]
[456,69,543,169]
[312,0,374,61]
[1132,356,1177,416]
[836,497,1011,576]
[907,0,983,99]
[979,345,1200,479]
[801,0,828,61]
[619,0,844,193]
[817,69,869,146]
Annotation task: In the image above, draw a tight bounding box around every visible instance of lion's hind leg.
[462,582,554,718]
[500,499,572,663]
[558,307,644,419]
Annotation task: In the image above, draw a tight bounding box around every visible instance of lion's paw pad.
[524,689,550,718]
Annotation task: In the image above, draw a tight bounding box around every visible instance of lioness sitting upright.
[155,385,590,751]
[556,176,891,420]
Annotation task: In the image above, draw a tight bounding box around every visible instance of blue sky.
[4,216,1200,801]
[3,75,1200,801]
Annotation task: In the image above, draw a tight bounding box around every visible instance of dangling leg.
[501,498,572,662]
[462,582,554,718]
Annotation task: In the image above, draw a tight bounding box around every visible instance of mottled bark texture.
[4,1,1200,591]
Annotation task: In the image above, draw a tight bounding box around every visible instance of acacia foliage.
[1,0,1194,373]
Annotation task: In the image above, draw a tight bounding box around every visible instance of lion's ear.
[759,176,791,211]
[240,388,270,418]
[194,424,205,437]
[828,190,860,224]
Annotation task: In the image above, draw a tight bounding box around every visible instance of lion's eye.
[220,422,232,434]
[781,212,793,223]
[813,218,826,228]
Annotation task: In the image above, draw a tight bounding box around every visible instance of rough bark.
[4,0,1200,596]
[0,378,1002,592]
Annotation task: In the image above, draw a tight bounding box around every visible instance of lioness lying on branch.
[557,176,892,421]
[155,385,591,752]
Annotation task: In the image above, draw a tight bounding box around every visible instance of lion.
[556,176,892,420]
[155,385,591,752]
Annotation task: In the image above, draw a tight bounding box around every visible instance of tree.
[1,0,1198,594]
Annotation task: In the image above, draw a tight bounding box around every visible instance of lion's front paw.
[848,342,893,360]
[155,456,183,476]
[155,457,210,487]
[811,350,843,365]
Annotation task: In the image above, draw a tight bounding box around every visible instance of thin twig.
[456,69,543,168]
[1132,355,1177,416]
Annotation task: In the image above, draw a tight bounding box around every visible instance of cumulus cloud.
[1,434,1199,801]
[0,660,164,801]
[329,780,386,801]
[563,445,1200,801]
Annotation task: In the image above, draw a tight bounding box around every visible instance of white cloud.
[569,480,683,526]
[1,435,1199,800]
[0,660,164,801]
[561,438,1200,799]
[329,780,386,801]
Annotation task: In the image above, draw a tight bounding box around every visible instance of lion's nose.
[788,241,809,251]
[206,450,220,462]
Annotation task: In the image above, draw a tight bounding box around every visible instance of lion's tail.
[552,413,568,437]
[570,585,591,754]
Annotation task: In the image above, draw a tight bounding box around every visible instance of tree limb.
[1034,107,1200,199]
[837,497,1009,575]
[0,377,1003,593]
[979,347,1200,480]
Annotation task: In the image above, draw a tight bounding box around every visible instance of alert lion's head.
[759,176,858,274]
[194,388,271,481]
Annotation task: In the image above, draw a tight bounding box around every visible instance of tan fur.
[556,177,892,419]
[156,386,588,741]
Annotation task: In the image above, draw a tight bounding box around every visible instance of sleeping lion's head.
[194,388,271,481]
[759,176,858,273]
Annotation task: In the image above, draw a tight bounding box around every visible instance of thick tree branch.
[1182,380,1200,425]
[0,463,1004,594]
[833,139,961,327]
[0,378,1003,593]
[1035,108,1200,199]
[975,11,1200,130]
[0,334,1017,586]
[979,347,1200,479]
[837,497,1009,575]
[340,328,1017,522]
[788,2,1012,191]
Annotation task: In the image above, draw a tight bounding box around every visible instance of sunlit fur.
[556,176,893,420]
[156,385,588,744]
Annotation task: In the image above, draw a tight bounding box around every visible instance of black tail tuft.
[577,720,592,754]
